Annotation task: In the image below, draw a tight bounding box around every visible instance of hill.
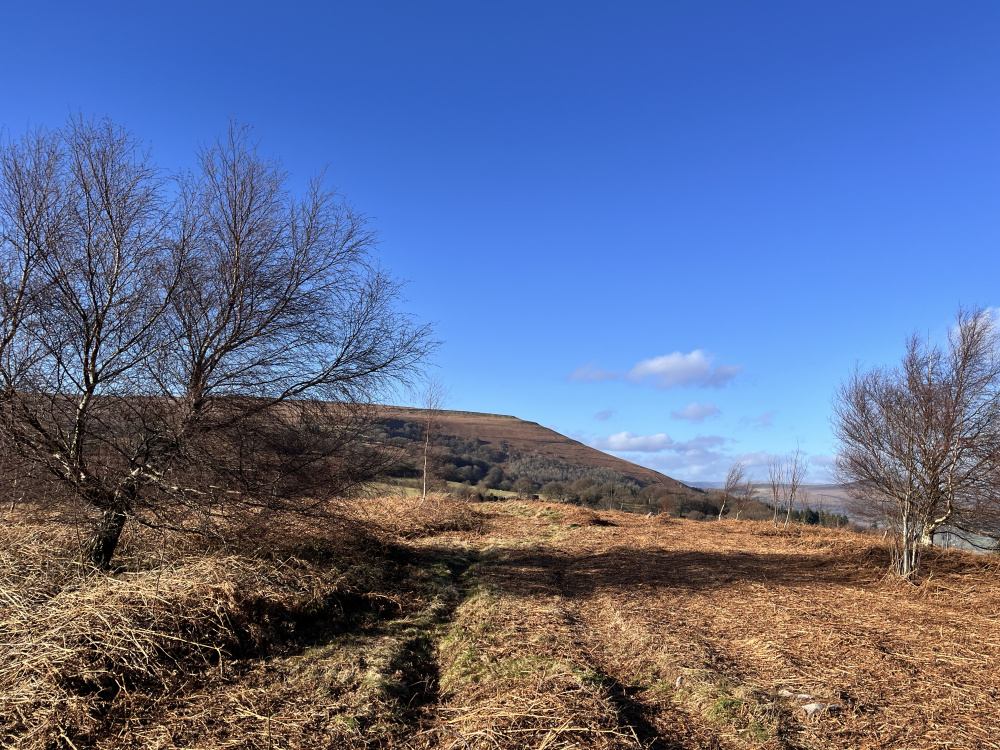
[376,405,696,495]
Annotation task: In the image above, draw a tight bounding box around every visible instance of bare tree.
[419,378,447,502]
[731,472,756,521]
[764,450,807,528]
[514,476,536,500]
[0,117,179,566]
[833,307,1000,577]
[782,449,807,529]
[767,456,785,527]
[767,448,809,529]
[718,460,747,520]
[0,117,433,568]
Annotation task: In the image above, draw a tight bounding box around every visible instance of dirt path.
[418,508,741,749]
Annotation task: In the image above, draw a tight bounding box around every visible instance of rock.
[802,702,841,717]
[779,689,815,700]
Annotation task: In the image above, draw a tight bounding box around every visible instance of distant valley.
[688,481,856,518]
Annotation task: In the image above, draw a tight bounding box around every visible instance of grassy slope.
[378,405,695,492]
[4,499,999,749]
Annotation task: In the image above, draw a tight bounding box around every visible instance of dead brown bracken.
[2,497,999,749]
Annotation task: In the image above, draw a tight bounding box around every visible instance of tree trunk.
[421,430,429,502]
[84,505,128,570]
[894,509,922,579]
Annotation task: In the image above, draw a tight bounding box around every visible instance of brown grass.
[346,493,487,539]
[3,498,999,749]
[454,504,1000,749]
[0,499,472,749]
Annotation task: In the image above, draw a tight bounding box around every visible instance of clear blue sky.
[2,1,997,482]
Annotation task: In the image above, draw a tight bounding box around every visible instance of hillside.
[377,405,695,494]
[5,496,997,749]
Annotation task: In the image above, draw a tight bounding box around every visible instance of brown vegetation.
[378,406,693,492]
[3,498,999,749]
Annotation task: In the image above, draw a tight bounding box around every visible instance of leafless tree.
[718,460,747,520]
[418,378,447,502]
[765,450,807,528]
[833,307,1000,577]
[782,449,807,529]
[767,456,784,527]
[731,472,756,521]
[0,117,433,568]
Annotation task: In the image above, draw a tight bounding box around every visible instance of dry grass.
[0,500,469,749]
[3,498,1000,749]
[459,504,1000,749]
[434,581,638,749]
[346,493,487,540]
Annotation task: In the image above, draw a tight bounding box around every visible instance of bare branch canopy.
[0,116,434,568]
[832,306,1000,577]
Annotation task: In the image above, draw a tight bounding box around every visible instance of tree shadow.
[474,544,887,601]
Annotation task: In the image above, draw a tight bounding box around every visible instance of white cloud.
[567,350,742,390]
[590,435,835,484]
[623,439,731,480]
[678,435,727,450]
[728,450,778,474]
[592,431,675,452]
[591,431,726,457]
[594,409,615,421]
[627,350,742,389]
[670,402,720,422]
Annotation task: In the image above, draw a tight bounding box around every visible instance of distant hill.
[376,405,696,495]
[689,481,856,518]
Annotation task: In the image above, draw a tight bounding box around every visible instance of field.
[3,498,999,749]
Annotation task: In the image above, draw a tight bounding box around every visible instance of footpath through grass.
[3,497,999,749]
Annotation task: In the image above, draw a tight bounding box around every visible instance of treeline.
[540,477,639,506]
[539,480,851,528]
[376,419,645,495]
[785,506,851,528]
[375,418,852,528]
[538,481,730,518]
[377,421,508,485]
[505,455,628,486]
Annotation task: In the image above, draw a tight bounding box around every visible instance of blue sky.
[2,1,997,482]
